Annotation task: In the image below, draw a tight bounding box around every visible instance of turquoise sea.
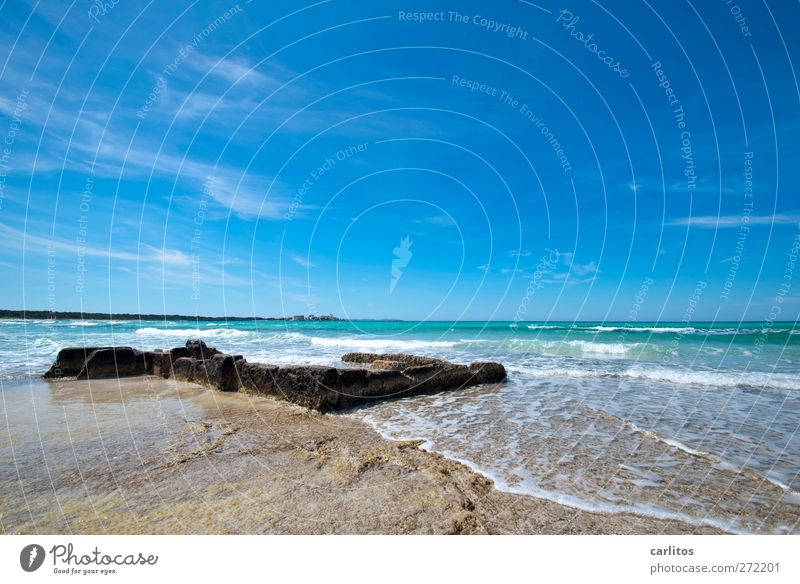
[1,318,798,533]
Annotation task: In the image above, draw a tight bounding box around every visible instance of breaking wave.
[308,336,458,351]
[510,362,800,391]
[134,327,253,340]
[522,324,797,335]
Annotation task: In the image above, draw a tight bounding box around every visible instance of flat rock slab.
[342,352,446,367]
[44,340,507,412]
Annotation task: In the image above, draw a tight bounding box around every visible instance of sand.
[0,376,723,534]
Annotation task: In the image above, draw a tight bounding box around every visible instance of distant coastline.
[0,310,788,324]
[0,309,340,322]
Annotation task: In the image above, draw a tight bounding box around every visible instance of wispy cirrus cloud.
[0,53,295,220]
[183,54,282,87]
[536,251,600,285]
[289,254,315,268]
[667,213,800,228]
[0,223,191,266]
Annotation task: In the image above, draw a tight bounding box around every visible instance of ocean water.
[1,318,798,533]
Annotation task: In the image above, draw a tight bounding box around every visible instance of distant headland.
[0,309,340,322]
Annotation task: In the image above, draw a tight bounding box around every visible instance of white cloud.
[290,254,315,268]
[414,214,454,227]
[668,213,800,228]
[0,224,190,266]
[570,260,599,276]
[543,251,600,285]
[184,54,278,87]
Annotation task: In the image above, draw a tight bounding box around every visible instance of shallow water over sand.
[355,376,800,534]
[4,376,724,535]
[0,377,209,532]
[1,318,798,533]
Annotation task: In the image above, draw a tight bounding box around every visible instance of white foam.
[509,339,636,356]
[661,438,711,458]
[360,415,748,534]
[565,340,631,354]
[506,365,603,379]
[518,324,796,336]
[134,327,252,340]
[308,336,458,351]
[624,431,708,461]
[509,361,800,391]
[592,325,698,334]
[246,351,334,366]
[625,366,800,391]
[627,422,800,495]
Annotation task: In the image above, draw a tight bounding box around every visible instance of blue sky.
[0,0,798,321]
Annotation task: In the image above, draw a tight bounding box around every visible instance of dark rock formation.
[171,340,218,361]
[404,363,473,392]
[44,339,507,413]
[468,361,508,385]
[337,367,368,394]
[151,350,170,377]
[148,340,221,378]
[369,359,406,370]
[272,366,341,411]
[171,353,239,391]
[185,339,221,360]
[364,369,412,397]
[342,352,445,367]
[237,361,279,395]
[44,347,108,378]
[208,354,239,391]
[76,347,150,380]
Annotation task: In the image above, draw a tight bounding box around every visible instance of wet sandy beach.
[0,376,724,534]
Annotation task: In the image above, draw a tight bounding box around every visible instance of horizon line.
[0,309,794,325]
